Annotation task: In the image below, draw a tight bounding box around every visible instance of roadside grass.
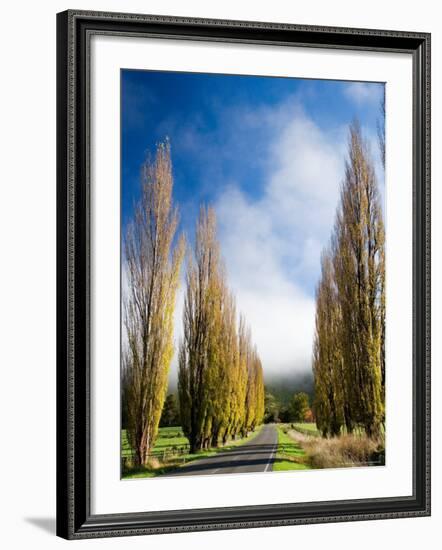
[273,425,311,471]
[303,433,385,469]
[283,424,385,469]
[122,425,265,479]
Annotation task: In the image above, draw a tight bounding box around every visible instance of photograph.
[120,69,386,479]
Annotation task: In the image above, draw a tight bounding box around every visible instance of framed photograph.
[56,10,431,539]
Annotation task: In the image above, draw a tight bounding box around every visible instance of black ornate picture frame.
[56,9,431,540]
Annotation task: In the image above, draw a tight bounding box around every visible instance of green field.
[290,423,385,439]
[273,425,311,471]
[122,425,264,479]
[122,426,189,458]
[291,422,320,437]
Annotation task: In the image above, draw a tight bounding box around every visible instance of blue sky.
[121,69,384,377]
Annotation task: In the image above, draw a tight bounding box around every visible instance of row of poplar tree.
[312,121,385,439]
[122,141,265,466]
[178,207,265,453]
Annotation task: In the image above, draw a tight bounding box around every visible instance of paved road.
[167,424,278,477]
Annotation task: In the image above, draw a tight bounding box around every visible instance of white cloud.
[211,105,346,377]
[344,82,383,106]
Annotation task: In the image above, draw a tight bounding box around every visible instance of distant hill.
[264,371,314,406]
[168,370,315,408]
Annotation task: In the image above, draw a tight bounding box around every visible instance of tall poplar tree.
[178,207,224,452]
[312,249,344,437]
[334,121,385,437]
[123,141,185,466]
[206,278,236,447]
[241,321,265,435]
[312,122,385,438]
[378,92,386,410]
[254,351,265,428]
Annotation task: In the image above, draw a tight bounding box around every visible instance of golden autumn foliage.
[313,122,385,439]
[123,141,185,466]
[178,207,265,452]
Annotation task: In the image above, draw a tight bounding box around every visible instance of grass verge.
[272,425,311,471]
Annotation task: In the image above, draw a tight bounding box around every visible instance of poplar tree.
[334,121,385,437]
[230,315,249,439]
[378,92,386,410]
[239,319,253,436]
[241,321,265,434]
[218,290,241,444]
[312,122,385,439]
[312,250,344,437]
[254,351,265,428]
[206,278,235,447]
[178,207,224,452]
[123,141,185,466]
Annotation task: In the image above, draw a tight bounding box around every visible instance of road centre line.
[264,434,277,473]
